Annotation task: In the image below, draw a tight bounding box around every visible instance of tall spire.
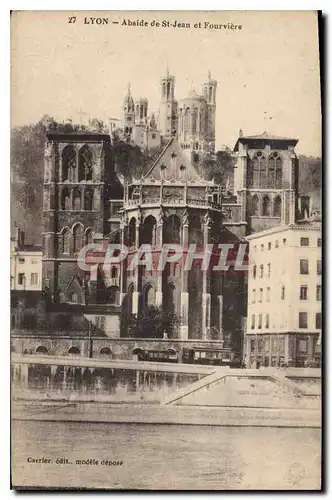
[124,82,134,111]
[166,62,170,79]
[208,70,212,81]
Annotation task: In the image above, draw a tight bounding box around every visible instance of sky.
[11,10,321,156]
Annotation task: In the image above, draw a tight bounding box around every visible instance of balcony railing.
[125,197,222,209]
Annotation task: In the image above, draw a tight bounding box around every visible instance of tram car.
[136,346,242,367]
[137,349,179,363]
[182,346,241,367]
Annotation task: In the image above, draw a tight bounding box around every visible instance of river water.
[12,420,321,490]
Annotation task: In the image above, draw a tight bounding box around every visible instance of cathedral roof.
[138,138,212,184]
[242,132,298,141]
[233,131,298,151]
[46,131,110,142]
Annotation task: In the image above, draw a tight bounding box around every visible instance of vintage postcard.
[11,10,322,490]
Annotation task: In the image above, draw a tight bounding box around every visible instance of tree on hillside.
[111,134,163,180]
[11,119,47,243]
[298,155,322,194]
[122,306,180,339]
[199,149,236,188]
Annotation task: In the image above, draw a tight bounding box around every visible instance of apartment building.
[11,227,43,291]
[244,215,321,367]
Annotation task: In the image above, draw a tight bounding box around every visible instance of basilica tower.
[123,84,135,133]
[134,97,148,126]
[158,68,178,139]
[202,71,217,151]
[177,73,217,161]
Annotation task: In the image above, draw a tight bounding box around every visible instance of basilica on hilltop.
[111,69,217,161]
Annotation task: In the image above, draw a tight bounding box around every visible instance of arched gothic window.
[128,218,136,247]
[107,286,119,305]
[178,109,183,133]
[251,195,259,216]
[127,284,134,314]
[252,152,267,188]
[73,187,81,211]
[78,145,93,182]
[61,187,71,210]
[84,188,93,211]
[62,145,76,182]
[167,81,171,99]
[262,195,271,216]
[189,216,202,245]
[70,292,79,304]
[276,157,282,189]
[144,284,155,310]
[163,215,181,244]
[62,228,70,254]
[73,225,84,253]
[184,108,190,132]
[192,107,198,133]
[268,152,282,189]
[141,216,157,245]
[247,160,254,188]
[85,228,93,245]
[273,195,282,217]
[163,283,175,314]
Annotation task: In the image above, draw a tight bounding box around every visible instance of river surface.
[12,420,321,490]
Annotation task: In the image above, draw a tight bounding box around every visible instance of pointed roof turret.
[123,83,134,111]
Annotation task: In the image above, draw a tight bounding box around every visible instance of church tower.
[42,130,122,305]
[134,97,148,126]
[202,71,217,151]
[233,131,299,234]
[123,84,135,133]
[158,68,178,139]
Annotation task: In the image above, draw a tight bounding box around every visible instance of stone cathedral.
[42,70,300,347]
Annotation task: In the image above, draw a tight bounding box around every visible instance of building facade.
[11,227,42,291]
[244,217,322,367]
